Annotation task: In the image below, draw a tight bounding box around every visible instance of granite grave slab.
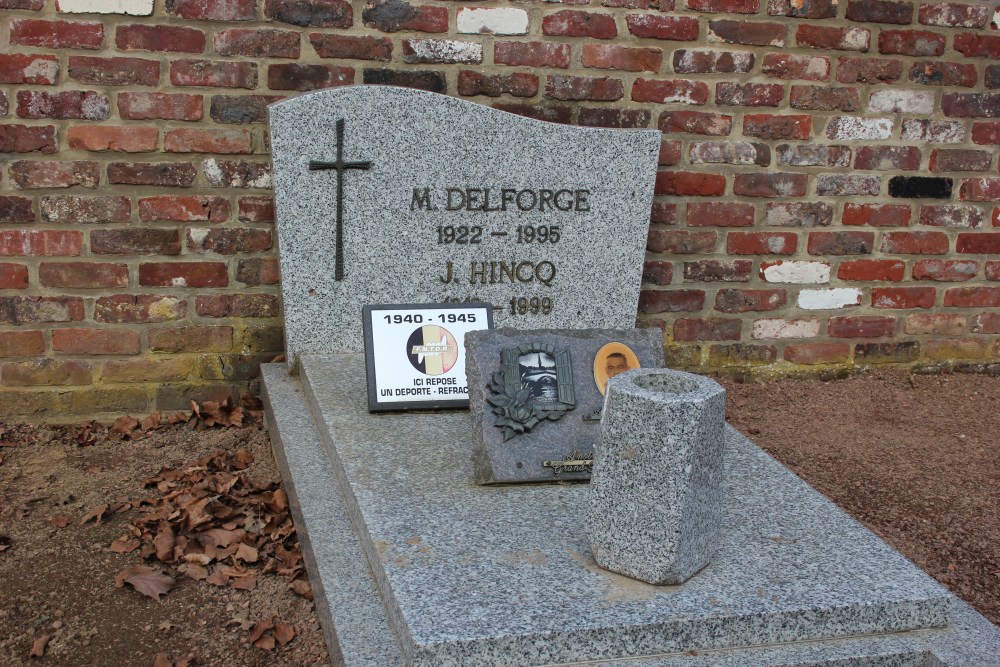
[268,86,660,365]
[465,328,664,484]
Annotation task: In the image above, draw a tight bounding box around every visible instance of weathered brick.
[195,294,279,317]
[655,171,726,196]
[187,228,272,254]
[708,344,777,366]
[881,231,948,254]
[642,261,673,286]
[762,53,829,81]
[673,50,754,74]
[808,231,874,255]
[39,262,128,288]
[972,122,1000,145]
[683,258,752,281]
[689,0,758,11]
[744,114,811,140]
[919,205,984,228]
[546,76,624,102]
[953,33,1000,59]
[853,341,919,362]
[268,63,353,91]
[41,196,130,224]
[829,315,896,337]
[543,10,618,38]
[639,289,704,313]
[869,89,934,114]
[170,59,257,89]
[209,95,283,124]
[310,34,391,61]
[633,79,708,104]
[163,128,252,155]
[148,326,232,352]
[845,0,913,24]
[67,126,158,153]
[871,287,935,309]
[139,262,228,287]
[237,258,280,286]
[776,144,850,167]
[675,318,742,341]
[237,197,275,223]
[923,338,988,361]
[838,258,905,281]
[708,19,785,46]
[854,146,920,171]
[166,0,256,20]
[912,259,978,282]
[727,231,797,255]
[494,42,570,69]
[971,313,1000,334]
[9,161,99,189]
[944,286,1000,307]
[0,296,84,324]
[458,71,538,98]
[139,195,230,222]
[0,0,43,8]
[0,125,56,154]
[958,178,1000,202]
[902,119,965,143]
[578,108,651,128]
[0,331,44,357]
[918,3,988,28]
[362,0,446,33]
[988,262,1000,281]
[765,202,833,227]
[878,29,944,56]
[0,54,59,85]
[888,176,953,199]
[10,19,104,49]
[401,39,482,65]
[52,329,139,355]
[986,66,1000,90]
[837,57,902,84]
[648,229,717,254]
[214,29,300,58]
[116,24,205,53]
[102,358,194,383]
[716,82,784,106]
[2,359,91,386]
[687,202,755,226]
[927,150,990,174]
[107,162,196,187]
[767,0,836,18]
[0,197,35,225]
[650,201,679,224]
[796,25,870,51]
[68,56,159,87]
[202,159,272,188]
[752,318,821,339]
[16,91,109,120]
[627,14,699,41]
[456,7,529,35]
[658,140,683,165]
[0,264,30,289]
[942,93,1000,119]
[265,0,351,27]
[363,69,446,93]
[905,312,967,335]
[659,110,733,135]
[118,92,202,121]
[826,116,892,140]
[94,294,186,323]
[790,85,860,111]
[492,104,572,125]
[784,342,850,364]
[90,228,181,255]
[843,203,910,227]
[734,173,807,198]
[583,44,662,73]
[0,92,7,116]
[241,324,284,353]
[956,233,1000,254]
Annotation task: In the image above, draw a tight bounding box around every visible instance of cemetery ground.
[0,369,997,666]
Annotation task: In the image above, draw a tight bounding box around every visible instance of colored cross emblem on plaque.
[308,119,372,281]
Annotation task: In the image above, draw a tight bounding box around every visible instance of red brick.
[658,110,733,135]
[67,126,158,153]
[118,92,203,121]
[870,287,934,309]
[651,201,679,224]
[458,71,538,98]
[659,140,682,166]
[673,49,755,74]
[494,42,570,69]
[0,0,43,8]
[790,84,860,111]
[139,196,230,223]
[687,202,754,227]
[838,258,905,281]
[944,287,1000,307]
[768,0,837,18]
[765,202,833,227]
[0,296,84,325]
[0,124,56,154]
[267,63,353,91]
[10,19,103,49]
[843,203,910,227]
[543,10,617,38]
[0,91,8,116]
[784,342,850,364]
[107,162,197,187]
[166,0,257,20]
[959,178,1000,202]
[909,61,976,88]
[829,315,896,337]
[642,261,673,285]
[626,14,699,40]
[942,93,1000,119]
[919,3,988,28]
[816,174,881,196]
[583,45,662,73]
[195,294,279,318]
[715,82,784,106]
[90,229,181,256]
[139,262,229,288]
[878,29,943,56]
[743,114,811,140]
[0,331,44,357]
[797,25,870,51]
[687,140,765,166]
[727,231,797,255]
[953,33,1000,59]
[1,359,92,386]
[808,231,874,255]
[68,56,160,86]
[647,230,718,254]
[362,0,446,33]
[929,149,991,173]
[94,294,186,323]
[236,257,280,286]
[0,264,29,289]
[163,128,252,154]
[148,326,232,353]
[39,262,128,288]
[266,0,351,27]
[170,60,257,89]
[633,79,709,104]
[881,231,948,254]
[919,204,984,229]
[905,312,967,335]
[971,313,1000,334]
[16,91,109,120]
[214,29,301,58]
[674,318,741,341]
[708,19,786,46]
[41,195,130,224]
[715,288,786,312]
[854,146,920,170]
[639,289,704,313]
[689,0,758,11]
[761,53,830,81]
[836,57,902,84]
[52,329,139,355]
[579,108,651,128]
[0,230,81,256]
[201,159,272,188]
[988,261,1000,281]
[778,144,852,167]
[683,258,752,281]
[734,173,806,198]
[956,233,1000,254]
[656,172,726,196]
[0,197,35,225]
[187,228,272,254]
[0,54,58,85]
[237,197,275,223]
[9,161,99,189]
[209,94,284,124]
[117,24,205,54]
[912,259,978,282]
[311,34,391,61]
[709,344,778,365]
[846,0,913,24]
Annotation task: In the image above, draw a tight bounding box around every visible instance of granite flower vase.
[587,368,726,585]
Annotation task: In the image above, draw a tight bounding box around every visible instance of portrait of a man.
[593,342,641,395]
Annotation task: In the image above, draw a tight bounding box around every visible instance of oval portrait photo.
[593,342,641,395]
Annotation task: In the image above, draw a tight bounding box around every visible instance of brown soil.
[0,368,997,665]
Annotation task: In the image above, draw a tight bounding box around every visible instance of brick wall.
[1,0,999,419]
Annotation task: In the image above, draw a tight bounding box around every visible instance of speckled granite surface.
[268,86,659,366]
[588,368,726,585]
[262,359,1000,666]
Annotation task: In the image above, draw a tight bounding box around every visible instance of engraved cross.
[309,118,372,281]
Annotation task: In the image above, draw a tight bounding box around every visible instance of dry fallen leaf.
[111,415,138,437]
[80,504,109,525]
[274,623,295,646]
[115,566,175,601]
[252,635,276,650]
[152,653,172,667]
[110,537,141,554]
[205,568,229,587]
[29,635,49,658]
[235,543,258,564]
[196,528,244,548]
[178,562,208,580]
[154,525,175,562]
[289,580,313,600]
[248,620,273,644]
[141,413,161,431]
[49,515,71,528]
[0,535,11,553]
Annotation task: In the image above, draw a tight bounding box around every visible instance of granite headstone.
[465,328,664,484]
[268,86,660,366]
